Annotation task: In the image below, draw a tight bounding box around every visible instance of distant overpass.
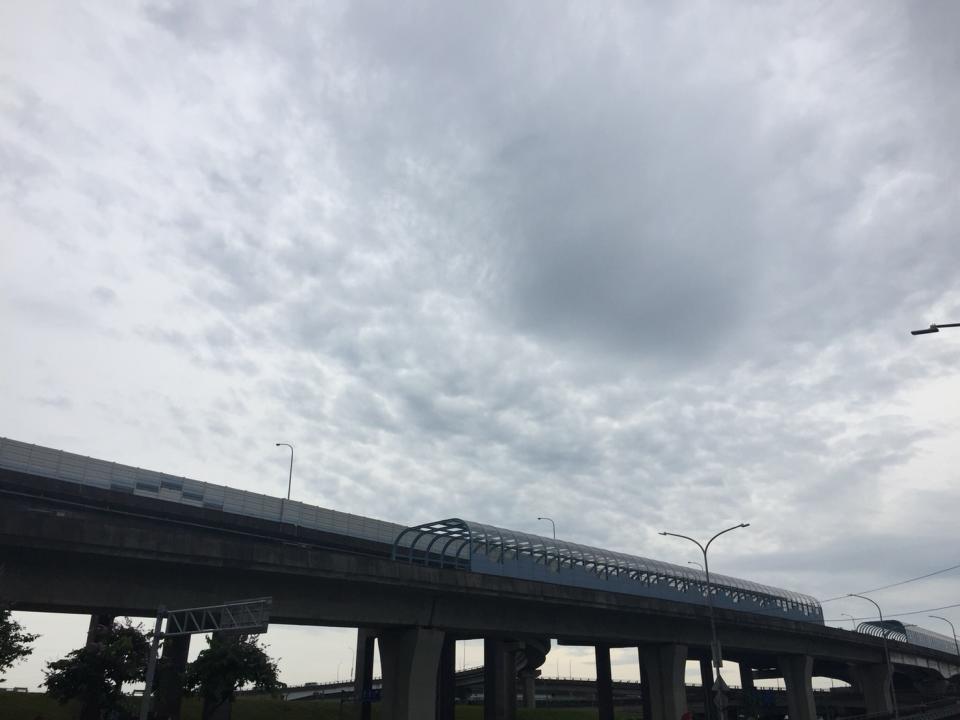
[1,438,958,720]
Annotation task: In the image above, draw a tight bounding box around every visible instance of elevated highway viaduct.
[1,467,957,720]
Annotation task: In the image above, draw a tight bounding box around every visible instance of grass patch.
[0,693,644,719]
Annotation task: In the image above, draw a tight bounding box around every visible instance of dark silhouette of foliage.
[0,604,39,680]
[43,618,149,719]
[185,634,282,719]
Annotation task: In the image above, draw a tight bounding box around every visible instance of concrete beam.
[639,644,688,720]
[3,491,956,673]
[778,654,816,720]
[379,627,445,720]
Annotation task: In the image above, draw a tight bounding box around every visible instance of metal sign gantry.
[139,597,272,720]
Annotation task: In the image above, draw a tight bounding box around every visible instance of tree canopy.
[185,633,282,719]
[0,605,39,680]
[43,618,149,719]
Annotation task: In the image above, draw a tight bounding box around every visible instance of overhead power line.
[826,601,960,624]
[819,561,960,603]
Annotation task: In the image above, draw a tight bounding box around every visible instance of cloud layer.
[3,0,960,687]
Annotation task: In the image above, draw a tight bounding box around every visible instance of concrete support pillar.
[700,658,715,720]
[379,627,445,720]
[596,644,615,720]
[520,671,536,709]
[436,636,456,720]
[851,663,893,716]
[739,662,757,720]
[355,629,377,720]
[81,614,115,720]
[85,612,115,645]
[155,634,191,720]
[777,654,816,720]
[639,643,689,720]
[484,638,517,720]
[641,664,654,720]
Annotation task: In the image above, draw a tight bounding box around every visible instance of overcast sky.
[3,0,960,691]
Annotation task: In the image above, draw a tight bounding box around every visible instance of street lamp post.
[911,322,960,336]
[659,523,750,676]
[537,517,556,540]
[842,613,858,630]
[688,560,704,571]
[275,443,294,500]
[928,616,960,660]
[848,594,899,720]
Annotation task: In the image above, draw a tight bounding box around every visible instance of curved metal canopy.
[858,621,957,655]
[393,518,823,623]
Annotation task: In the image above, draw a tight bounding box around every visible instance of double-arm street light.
[928,615,960,660]
[911,322,960,336]
[537,517,556,540]
[276,443,294,500]
[848,594,899,720]
[659,522,750,678]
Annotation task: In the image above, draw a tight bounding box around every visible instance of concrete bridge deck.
[2,463,958,720]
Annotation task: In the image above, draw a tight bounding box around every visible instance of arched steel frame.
[392,518,824,623]
[858,621,957,655]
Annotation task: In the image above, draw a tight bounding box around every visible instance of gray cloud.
[3,0,960,688]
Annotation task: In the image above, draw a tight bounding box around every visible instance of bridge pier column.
[81,613,115,720]
[520,670,536,709]
[484,638,517,720]
[379,627,445,720]
[777,654,816,720]
[85,612,115,645]
[155,634,191,720]
[700,658,715,720]
[739,662,757,720]
[354,629,377,720]
[639,643,688,720]
[596,644,615,720]
[851,663,893,716]
[436,635,456,720]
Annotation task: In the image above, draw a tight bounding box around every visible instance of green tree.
[185,634,282,719]
[43,618,149,720]
[0,605,39,681]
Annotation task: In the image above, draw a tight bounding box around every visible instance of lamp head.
[911,325,940,335]
[658,531,667,536]
[740,523,751,528]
